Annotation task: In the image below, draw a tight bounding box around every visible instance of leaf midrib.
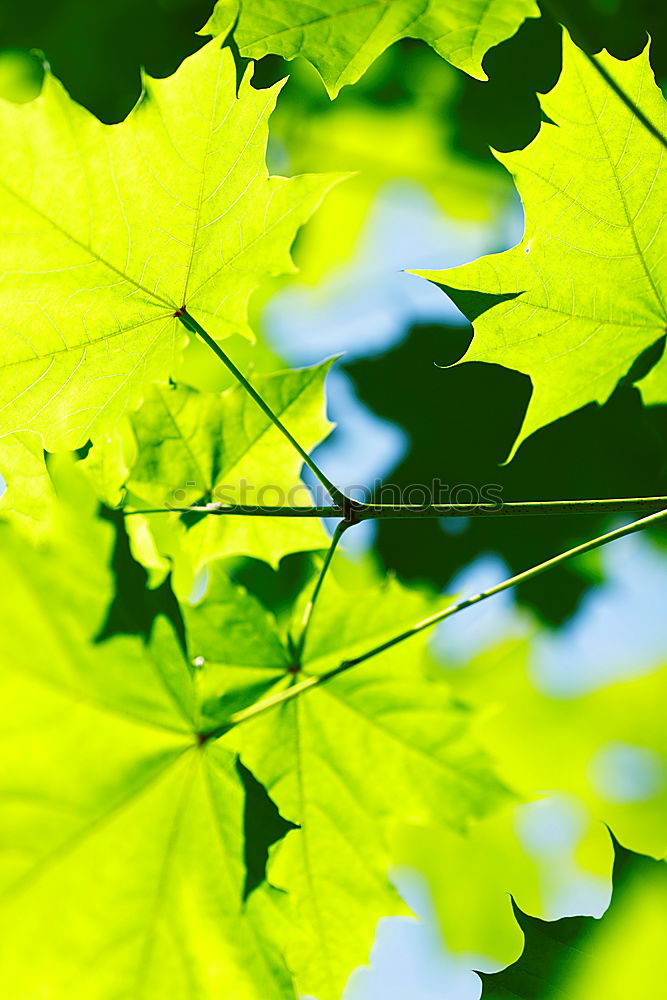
[0,314,174,373]
[576,51,666,318]
[0,747,194,903]
[242,0,399,46]
[0,173,175,312]
[321,681,494,800]
[219,366,326,485]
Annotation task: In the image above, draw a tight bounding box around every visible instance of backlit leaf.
[0,500,296,1000]
[0,41,332,451]
[124,362,334,588]
[232,574,512,999]
[419,37,667,454]
[208,0,540,96]
[481,843,667,1000]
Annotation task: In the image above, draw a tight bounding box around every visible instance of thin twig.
[198,505,667,740]
[125,496,667,520]
[125,503,345,518]
[293,520,349,665]
[542,0,667,150]
[176,307,350,508]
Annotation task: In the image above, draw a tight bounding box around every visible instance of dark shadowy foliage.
[0,0,214,121]
[345,324,667,624]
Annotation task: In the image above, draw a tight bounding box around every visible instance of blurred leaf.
[272,53,509,282]
[398,638,667,972]
[0,432,54,538]
[448,640,667,858]
[396,799,613,969]
[0,0,214,122]
[481,842,667,999]
[0,48,43,103]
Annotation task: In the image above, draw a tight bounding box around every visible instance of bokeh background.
[1,1,667,996]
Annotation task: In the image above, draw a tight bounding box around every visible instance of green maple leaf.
[0,40,333,452]
[395,633,667,975]
[0,491,299,1000]
[412,0,540,81]
[124,361,334,589]
[183,563,294,718]
[0,431,55,537]
[418,37,667,455]
[0,491,510,999]
[395,797,614,972]
[207,0,540,97]
[447,637,667,860]
[78,425,131,508]
[481,843,667,1000]
[226,572,512,1000]
[0,424,130,539]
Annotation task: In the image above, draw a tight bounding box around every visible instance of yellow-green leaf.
[124,362,334,588]
[418,38,667,455]
[0,41,332,451]
[0,503,295,1000]
[208,0,540,96]
[232,574,512,1000]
